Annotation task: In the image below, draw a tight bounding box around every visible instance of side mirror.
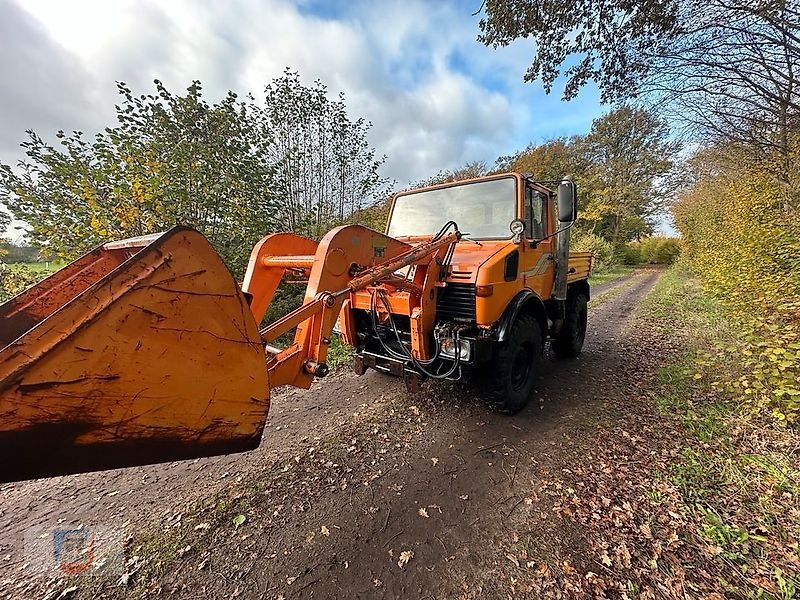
[557,181,577,223]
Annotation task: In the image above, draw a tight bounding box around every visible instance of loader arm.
[0,224,459,483]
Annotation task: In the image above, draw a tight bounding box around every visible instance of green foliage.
[587,265,633,285]
[0,75,390,277]
[645,268,800,596]
[581,107,679,245]
[261,69,392,239]
[619,244,641,265]
[325,335,352,368]
[1,81,274,273]
[631,236,681,264]
[352,197,391,232]
[478,0,679,101]
[0,240,41,263]
[411,160,490,189]
[570,229,615,273]
[0,263,42,302]
[509,107,679,247]
[674,150,800,423]
[511,138,587,183]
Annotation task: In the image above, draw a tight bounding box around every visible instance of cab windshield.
[387,177,517,239]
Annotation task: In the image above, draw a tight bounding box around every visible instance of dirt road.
[1,268,664,598]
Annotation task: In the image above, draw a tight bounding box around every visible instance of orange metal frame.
[242,224,460,390]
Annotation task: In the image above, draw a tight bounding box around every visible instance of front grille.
[437,283,476,322]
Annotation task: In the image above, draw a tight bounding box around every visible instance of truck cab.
[345,172,593,412]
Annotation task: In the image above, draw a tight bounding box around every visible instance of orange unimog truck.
[0,172,591,482]
[344,173,592,412]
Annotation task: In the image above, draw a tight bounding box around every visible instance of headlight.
[509,218,525,236]
[440,338,471,361]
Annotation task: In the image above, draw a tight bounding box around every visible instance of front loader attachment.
[0,227,269,483]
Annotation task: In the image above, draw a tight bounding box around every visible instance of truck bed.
[567,251,593,284]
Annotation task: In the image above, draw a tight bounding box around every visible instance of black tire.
[552,293,588,358]
[482,314,542,413]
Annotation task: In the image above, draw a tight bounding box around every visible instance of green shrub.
[571,230,615,272]
[674,166,800,423]
[619,244,642,265]
[0,264,42,302]
[636,237,681,264]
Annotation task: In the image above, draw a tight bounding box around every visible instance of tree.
[504,109,678,244]
[0,74,392,274]
[257,70,392,239]
[478,0,680,102]
[641,1,800,208]
[411,160,491,189]
[478,1,800,206]
[582,107,679,244]
[0,80,277,272]
[510,137,590,188]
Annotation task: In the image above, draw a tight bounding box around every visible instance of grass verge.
[640,266,799,599]
[588,264,634,285]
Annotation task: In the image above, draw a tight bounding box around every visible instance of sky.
[0,0,610,239]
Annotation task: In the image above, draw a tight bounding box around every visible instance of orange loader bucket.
[0,227,270,483]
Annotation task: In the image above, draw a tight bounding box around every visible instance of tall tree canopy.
[0,74,390,273]
[509,108,678,243]
[479,1,800,204]
[260,70,392,238]
[582,106,679,243]
[478,0,681,102]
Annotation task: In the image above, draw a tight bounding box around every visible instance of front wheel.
[552,293,588,358]
[481,314,542,413]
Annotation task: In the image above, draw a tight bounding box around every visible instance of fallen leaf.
[536,563,550,578]
[194,522,210,531]
[321,525,330,537]
[398,550,414,568]
[232,514,246,528]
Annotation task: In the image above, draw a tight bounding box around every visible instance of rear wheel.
[482,314,542,413]
[552,293,588,358]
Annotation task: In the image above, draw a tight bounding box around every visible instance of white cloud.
[1,0,606,222]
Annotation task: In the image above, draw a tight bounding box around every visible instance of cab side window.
[524,187,547,240]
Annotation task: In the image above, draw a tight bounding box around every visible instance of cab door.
[520,185,555,298]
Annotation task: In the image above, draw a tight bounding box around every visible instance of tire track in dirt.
[134,270,659,598]
[218,268,664,599]
[0,268,659,595]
